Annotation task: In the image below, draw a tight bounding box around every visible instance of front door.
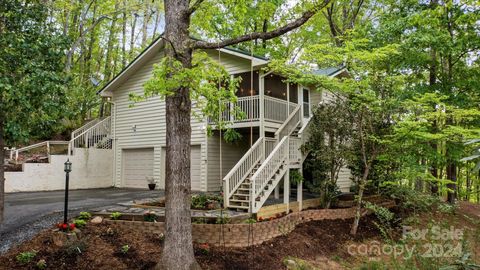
[302,88,310,118]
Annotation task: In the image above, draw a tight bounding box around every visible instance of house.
[5,37,352,213]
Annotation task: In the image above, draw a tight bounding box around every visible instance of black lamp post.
[63,159,72,225]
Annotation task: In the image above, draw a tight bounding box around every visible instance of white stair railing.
[251,136,289,212]
[69,116,112,154]
[223,137,264,207]
[275,105,301,140]
[71,119,100,140]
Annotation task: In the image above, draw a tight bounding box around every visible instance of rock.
[91,216,103,224]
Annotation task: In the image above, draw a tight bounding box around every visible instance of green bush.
[73,219,87,228]
[16,250,37,264]
[78,212,92,220]
[110,212,122,220]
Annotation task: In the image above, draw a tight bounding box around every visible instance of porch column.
[274,185,280,199]
[259,70,265,140]
[297,169,303,211]
[286,83,290,118]
[284,168,290,213]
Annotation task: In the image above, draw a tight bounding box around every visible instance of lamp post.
[63,159,72,225]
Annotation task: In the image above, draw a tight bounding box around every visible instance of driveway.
[0,188,164,253]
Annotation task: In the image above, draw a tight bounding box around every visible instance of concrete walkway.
[0,188,164,253]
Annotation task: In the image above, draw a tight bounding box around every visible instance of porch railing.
[275,105,302,139]
[71,119,100,140]
[13,141,70,161]
[209,95,298,125]
[289,137,302,164]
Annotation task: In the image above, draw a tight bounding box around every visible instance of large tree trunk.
[446,161,456,204]
[104,1,119,81]
[157,1,199,269]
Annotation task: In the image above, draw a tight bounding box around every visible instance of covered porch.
[209,71,311,132]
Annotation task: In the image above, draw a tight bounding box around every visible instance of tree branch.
[188,0,205,15]
[193,0,331,49]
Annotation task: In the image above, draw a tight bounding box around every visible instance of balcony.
[209,95,298,131]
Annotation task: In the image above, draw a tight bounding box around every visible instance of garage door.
[123,148,154,188]
[161,145,202,191]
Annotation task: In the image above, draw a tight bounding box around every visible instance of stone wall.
[104,201,395,248]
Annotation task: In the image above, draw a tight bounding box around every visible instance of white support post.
[297,170,303,211]
[284,168,290,213]
[274,185,280,199]
[46,141,50,156]
[286,83,290,118]
[259,70,265,139]
[15,150,18,161]
[9,148,13,160]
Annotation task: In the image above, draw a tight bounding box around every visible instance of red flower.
[62,223,68,230]
[258,217,263,222]
[69,223,76,230]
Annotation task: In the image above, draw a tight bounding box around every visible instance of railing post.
[9,148,13,160]
[15,150,18,161]
[223,179,229,208]
[46,141,50,156]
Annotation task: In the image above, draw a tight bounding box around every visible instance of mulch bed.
[0,216,379,270]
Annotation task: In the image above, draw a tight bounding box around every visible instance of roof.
[97,35,269,96]
[311,66,347,77]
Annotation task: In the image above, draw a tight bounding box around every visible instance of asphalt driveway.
[0,188,164,253]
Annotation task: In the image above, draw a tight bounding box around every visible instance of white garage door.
[161,145,202,191]
[123,148,154,189]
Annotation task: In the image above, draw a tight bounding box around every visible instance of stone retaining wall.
[104,201,395,248]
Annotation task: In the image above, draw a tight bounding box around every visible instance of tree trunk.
[141,0,151,46]
[156,1,199,269]
[446,161,456,204]
[466,168,471,201]
[130,14,138,59]
[351,165,369,235]
[122,0,127,67]
[104,1,119,81]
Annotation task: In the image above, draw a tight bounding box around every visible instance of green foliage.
[138,51,242,135]
[289,169,304,185]
[0,0,69,145]
[73,219,87,228]
[78,212,92,221]
[191,194,223,209]
[215,213,230,224]
[120,245,130,255]
[382,184,440,214]
[110,212,122,220]
[364,201,397,241]
[16,250,37,265]
[143,211,157,222]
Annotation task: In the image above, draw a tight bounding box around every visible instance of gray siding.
[112,49,253,191]
[206,134,249,192]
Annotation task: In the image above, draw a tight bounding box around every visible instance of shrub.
[364,201,398,241]
[16,250,37,264]
[110,212,122,220]
[143,210,158,222]
[63,240,87,257]
[73,219,87,228]
[78,212,92,220]
[215,213,230,224]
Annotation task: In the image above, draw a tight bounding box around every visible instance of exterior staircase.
[224,105,312,213]
[7,116,112,164]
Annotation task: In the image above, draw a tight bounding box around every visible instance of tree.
[0,0,68,223]
[145,1,331,268]
[305,97,353,208]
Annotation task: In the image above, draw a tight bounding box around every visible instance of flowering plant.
[56,223,75,232]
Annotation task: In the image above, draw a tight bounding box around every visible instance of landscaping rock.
[90,216,103,224]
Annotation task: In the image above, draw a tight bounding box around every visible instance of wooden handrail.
[275,105,301,138]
